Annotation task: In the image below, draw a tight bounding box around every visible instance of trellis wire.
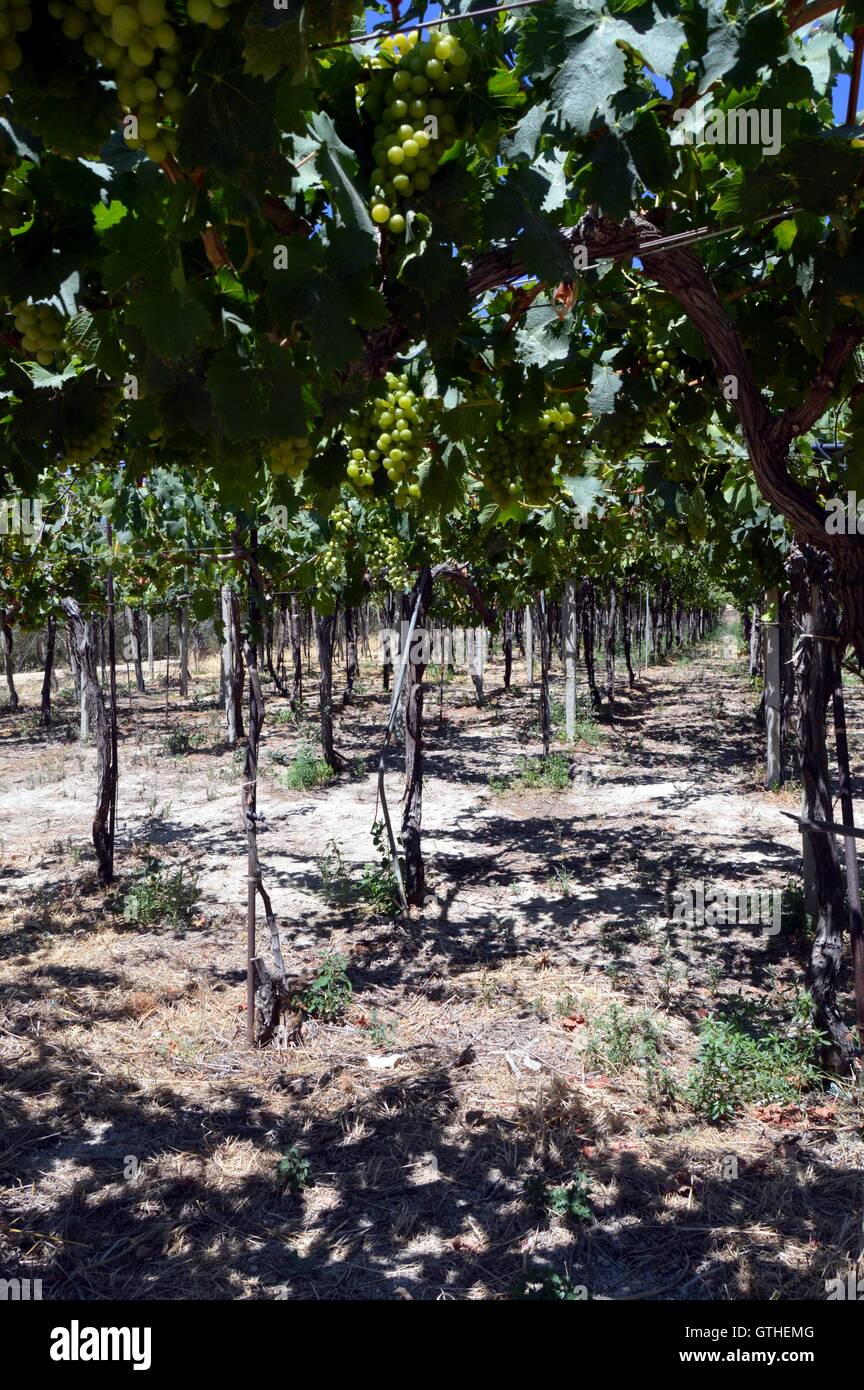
[311,0,550,51]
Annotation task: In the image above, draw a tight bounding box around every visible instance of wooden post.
[831,658,864,1035]
[524,604,534,685]
[564,579,577,741]
[147,613,155,682]
[80,617,90,742]
[764,587,782,789]
[104,520,118,883]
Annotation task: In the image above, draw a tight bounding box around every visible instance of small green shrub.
[316,826,401,917]
[280,743,334,791]
[276,1146,312,1194]
[316,840,355,906]
[302,951,352,1022]
[490,753,571,794]
[123,862,198,928]
[585,1004,663,1073]
[163,726,194,755]
[685,993,824,1123]
[359,821,401,914]
[524,1169,593,1224]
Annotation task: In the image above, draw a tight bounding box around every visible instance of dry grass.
[1,631,863,1300]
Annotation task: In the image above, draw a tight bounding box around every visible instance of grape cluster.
[315,537,346,602]
[345,373,427,506]
[330,503,353,538]
[44,0,229,163]
[12,300,65,365]
[479,402,578,506]
[64,387,121,463]
[363,508,411,592]
[645,329,677,383]
[363,29,470,236]
[267,436,314,479]
[0,1,30,101]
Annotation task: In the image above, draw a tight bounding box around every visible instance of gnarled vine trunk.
[789,547,853,1067]
[1,610,18,710]
[40,614,56,727]
[61,598,115,885]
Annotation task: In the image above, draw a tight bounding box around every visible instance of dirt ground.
[1,616,862,1300]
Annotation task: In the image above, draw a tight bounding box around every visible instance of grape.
[478,400,581,506]
[11,299,66,363]
[267,434,315,479]
[63,385,122,464]
[362,28,475,236]
[644,327,679,383]
[361,502,411,592]
[343,372,429,506]
[43,0,194,165]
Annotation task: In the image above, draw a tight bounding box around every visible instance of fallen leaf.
[561,1013,586,1030]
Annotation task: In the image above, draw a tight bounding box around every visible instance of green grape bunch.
[645,327,678,384]
[0,0,30,101]
[314,537,346,603]
[330,503,353,538]
[363,505,411,591]
[12,300,65,365]
[63,385,122,464]
[344,372,429,507]
[479,401,579,506]
[43,0,213,164]
[267,435,315,479]
[362,28,472,237]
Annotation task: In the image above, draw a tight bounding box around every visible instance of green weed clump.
[685,993,824,1123]
[123,861,198,928]
[301,952,352,1022]
[279,743,334,791]
[490,752,571,793]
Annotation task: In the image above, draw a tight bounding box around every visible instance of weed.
[301,951,352,1022]
[359,821,401,915]
[316,840,355,907]
[514,1269,588,1300]
[585,1003,663,1074]
[279,743,334,791]
[524,1169,593,1224]
[162,727,194,755]
[781,876,812,940]
[685,992,825,1123]
[316,826,401,917]
[548,863,576,897]
[369,1009,397,1049]
[123,861,198,928]
[276,1146,312,1194]
[555,988,582,1018]
[490,753,571,794]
